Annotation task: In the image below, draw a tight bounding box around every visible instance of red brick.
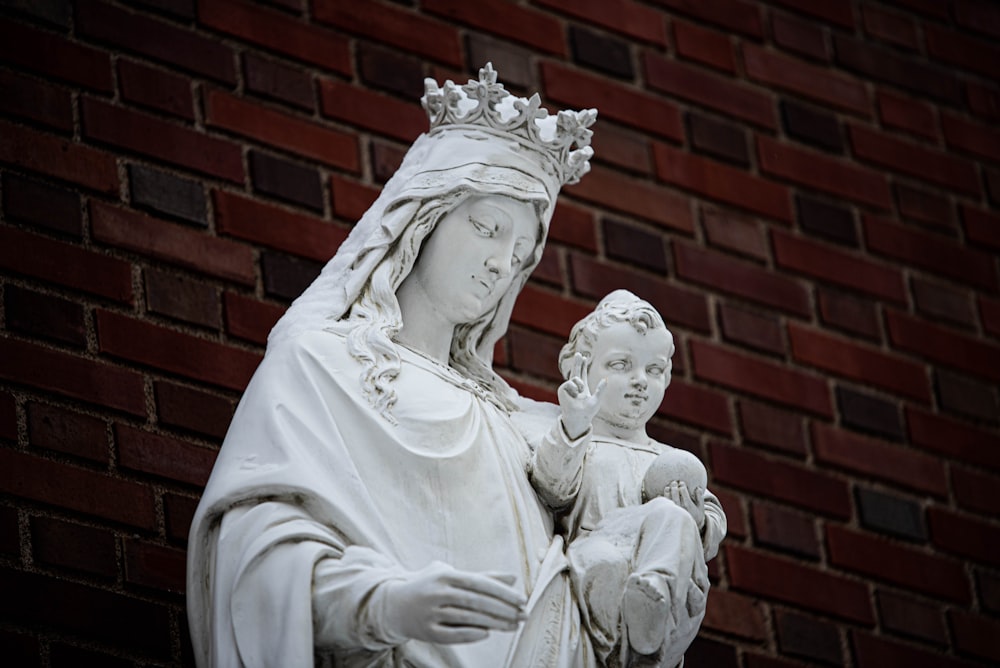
[116,424,216,487]
[772,230,906,303]
[31,517,117,579]
[895,183,955,232]
[0,339,145,415]
[644,52,776,129]
[0,449,155,529]
[566,165,692,232]
[90,201,254,285]
[214,191,346,263]
[509,285,593,339]
[866,216,997,292]
[28,402,107,464]
[702,588,767,641]
[424,0,565,55]
[828,524,969,603]
[813,423,947,496]
[955,0,1000,39]
[658,379,732,435]
[965,80,1000,123]
[0,68,72,132]
[507,326,563,382]
[0,119,119,194]
[164,492,199,544]
[155,381,234,440]
[569,254,711,333]
[537,0,665,45]
[771,12,828,61]
[124,539,187,594]
[835,34,962,104]
[713,488,745,538]
[852,631,977,668]
[97,310,261,391]
[928,507,1000,568]
[718,303,784,356]
[145,268,219,329]
[532,247,563,288]
[953,467,1000,516]
[725,544,874,623]
[758,135,891,210]
[950,610,1000,663]
[862,5,920,50]
[76,0,235,84]
[877,89,938,140]
[907,407,1000,472]
[850,125,980,196]
[673,19,734,72]
[752,501,820,559]
[816,290,879,341]
[770,0,854,28]
[331,174,380,223]
[877,590,948,646]
[710,442,849,518]
[542,62,681,141]
[83,98,243,183]
[963,205,1000,252]
[312,0,462,67]
[652,0,762,38]
[0,17,112,92]
[118,59,194,120]
[743,44,869,117]
[654,144,792,223]
[205,90,358,172]
[942,113,1000,165]
[925,24,1000,80]
[701,210,768,261]
[199,0,349,74]
[591,122,653,175]
[743,656,802,668]
[223,292,285,346]
[549,202,597,251]
[4,284,87,348]
[320,80,424,145]
[982,296,1000,339]
[738,400,807,456]
[888,311,1000,384]
[674,242,809,315]
[789,324,929,402]
[692,340,831,416]
[687,113,749,166]
[2,173,82,237]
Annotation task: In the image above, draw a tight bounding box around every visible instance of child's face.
[586,321,673,433]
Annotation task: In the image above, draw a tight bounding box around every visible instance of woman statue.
[187,65,601,667]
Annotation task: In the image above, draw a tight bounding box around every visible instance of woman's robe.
[187,330,592,667]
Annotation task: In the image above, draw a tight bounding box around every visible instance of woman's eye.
[470,218,494,237]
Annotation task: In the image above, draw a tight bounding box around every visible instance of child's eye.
[648,366,664,376]
[607,360,628,371]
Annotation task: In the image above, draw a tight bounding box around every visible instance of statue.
[186,64,721,668]
[523,290,726,667]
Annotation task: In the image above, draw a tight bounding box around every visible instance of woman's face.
[405,195,539,326]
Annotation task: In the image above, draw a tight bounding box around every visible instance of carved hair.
[558,289,673,380]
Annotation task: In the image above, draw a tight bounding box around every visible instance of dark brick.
[249,150,324,212]
[358,42,424,99]
[569,25,633,80]
[30,517,117,579]
[128,164,207,226]
[118,58,194,120]
[4,285,86,347]
[243,52,315,111]
[49,643,132,668]
[685,636,738,668]
[688,113,749,165]
[912,279,976,329]
[856,487,926,541]
[164,492,198,544]
[877,590,948,645]
[978,570,1000,615]
[718,303,784,356]
[987,169,1000,208]
[155,380,234,440]
[834,35,962,104]
[782,100,844,153]
[262,251,323,301]
[145,268,220,328]
[124,539,186,593]
[370,141,406,183]
[796,194,857,246]
[818,289,881,340]
[0,568,172,657]
[125,0,196,20]
[895,182,955,232]
[738,400,807,456]
[2,174,81,237]
[776,610,842,665]
[27,402,107,463]
[751,502,820,559]
[0,506,18,556]
[936,370,999,424]
[601,218,667,272]
[0,629,40,668]
[837,386,904,442]
[0,68,73,132]
[466,34,533,89]
[2,0,71,27]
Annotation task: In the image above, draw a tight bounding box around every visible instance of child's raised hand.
[558,352,607,440]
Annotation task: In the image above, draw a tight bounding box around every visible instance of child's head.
[642,448,707,503]
[559,290,674,436]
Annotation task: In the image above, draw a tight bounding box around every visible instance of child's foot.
[622,573,672,655]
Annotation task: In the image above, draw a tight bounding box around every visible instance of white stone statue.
[523,290,726,667]
[186,64,720,668]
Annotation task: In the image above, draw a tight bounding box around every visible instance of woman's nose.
[485,248,514,277]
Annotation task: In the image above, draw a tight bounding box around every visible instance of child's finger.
[572,352,585,380]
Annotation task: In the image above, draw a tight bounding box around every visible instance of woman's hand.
[558,353,607,441]
[380,562,527,644]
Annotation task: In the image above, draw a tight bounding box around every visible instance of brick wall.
[1,0,998,665]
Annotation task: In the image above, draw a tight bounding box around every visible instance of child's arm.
[701,489,727,561]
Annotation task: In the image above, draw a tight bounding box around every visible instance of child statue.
[526,289,726,667]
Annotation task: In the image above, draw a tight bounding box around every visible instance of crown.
[421,63,597,186]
